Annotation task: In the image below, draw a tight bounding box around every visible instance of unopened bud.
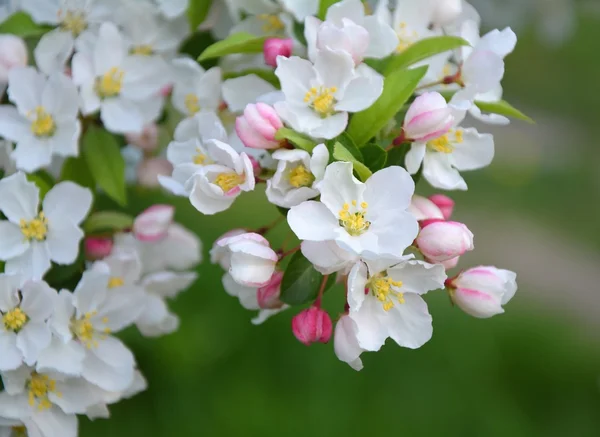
[85,237,113,260]
[417,219,474,262]
[236,103,283,150]
[404,92,454,142]
[126,123,159,152]
[257,271,284,309]
[447,266,517,318]
[0,35,28,83]
[428,194,454,220]
[409,195,444,221]
[292,307,332,346]
[137,158,173,188]
[133,204,175,242]
[264,38,293,68]
[440,256,460,270]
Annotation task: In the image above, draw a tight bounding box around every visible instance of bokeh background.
[62,0,600,435]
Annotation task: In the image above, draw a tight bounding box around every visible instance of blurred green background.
[84,3,600,436]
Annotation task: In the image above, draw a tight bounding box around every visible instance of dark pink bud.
[429,194,455,220]
[85,237,113,260]
[292,307,332,346]
[263,38,293,68]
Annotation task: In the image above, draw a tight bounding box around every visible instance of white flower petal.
[20,280,56,321]
[362,15,398,59]
[45,220,83,265]
[16,321,51,365]
[34,30,74,75]
[36,336,85,376]
[287,201,339,241]
[0,221,29,260]
[222,74,276,113]
[43,181,92,225]
[0,171,39,222]
[5,243,51,281]
[405,143,426,174]
[388,260,447,295]
[386,293,433,349]
[363,165,414,213]
[334,316,364,371]
[423,153,467,190]
[318,161,363,216]
[275,56,315,103]
[101,98,144,134]
[336,74,383,112]
[0,332,22,371]
[94,23,126,75]
[82,337,135,392]
[7,67,44,112]
[451,129,494,171]
[347,261,368,311]
[0,106,29,142]
[300,240,357,275]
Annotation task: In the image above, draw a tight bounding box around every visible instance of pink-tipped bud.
[428,194,455,220]
[126,123,159,152]
[447,266,517,318]
[85,237,113,260]
[257,271,284,309]
[404,92,454,142]
[440,256,460,270]
[133,204,175,242]
[137,158,173,188]
[431,0,463,26]
[292,307,332,346]
[0,35,28,83]
[264,38,293,68]
[409,195,444,221]
[235,102,283,150]
[416,220,474,262]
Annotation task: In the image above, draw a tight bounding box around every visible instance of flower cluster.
[0,0,525,435]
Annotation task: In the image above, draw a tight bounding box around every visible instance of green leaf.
[198,32,267,61]
[26,172,52,199]
[348,66,428,147]
[223,69,280,88]
[333,142,372,182]
[334,132,362,160]
[60,156,95,189]
[386,145,410,169]
[292,20,307,46]
[0,12,52,37]
[384,36,470,75]
[280,251,325,306]
[83,211,134,234]
[82,125,127,207]
[475,100,535,124]
[187,0,212,30]
[275,128,317,152]
[362,144,387,172]
[318,0,340,19]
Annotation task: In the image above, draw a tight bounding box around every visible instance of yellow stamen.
[108,277,124,288]
[29,107,56,137]
[27,373,59,411]
[428,134,454,154]
[304,86,337,117]
[214,172,244,193]
[184,93,200,115]
[71,312,96,348]
[396,22,418,53]
[338,200,370,236]
[368,274,404,311]
[3,307,27,332]
[288,165,314,188]
[131,44,153,56]
[258,14,285,33]
[454,129,464,143]
[59,9,87,36]
[95,67,125,98]
[20,213,48,241]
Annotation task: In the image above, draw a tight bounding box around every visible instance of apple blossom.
[235,102,284,150]
[292,307,333,346]
[429,194,455,220]
[416,220,474,263]
[404,92,454,142]
[171,58,222,118]
[133,205,175,242]
[334,314,365,371]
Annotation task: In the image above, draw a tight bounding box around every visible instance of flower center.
[131,44,154,56]
[258,14,285,33]
[427,129,463,154]
[185,93,201,115]
[11,426,27,437]
[108,277,124,288]
[20,213,48,241]
[59,9,87,36]
[338,200,370,236]
[304,86,337,117]
[27,373,58,411]
[396,22,419,52]
[368,274,404,311]
[29,107,56,137]
[288,165,314,188]
[214,172,244,193]
[3,307,28,332]
[95,67,125,98]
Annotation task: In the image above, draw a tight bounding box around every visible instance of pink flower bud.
[264,38,293,67]
[428,194,455,220]
[0,35,28,83]
[448,266,517,318]
[431,0,463,26]
[137,158,173,188]
[440,256,460,270]
[416,220,474,262]
[235,103,283,150]
[126,124,159,152]
[292,307,332,346]
[409,195,444,221]
[133,204,175,242]
[85,237,114,260]
[257,271,284,309]
[404,92,454,141]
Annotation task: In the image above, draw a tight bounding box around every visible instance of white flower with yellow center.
[0,173,92,280]
[0,68,81,172]
[48,266,141,392]
[0,274,57,372]
[171,58,222,119]
[21,0,113,74]
[405,105,495,190]
[346,257,446,354]
[71,22,170,134]
[274,50,383,139]
[0,365,116,437]
[288,162,418,261]
[266,143,329,208]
